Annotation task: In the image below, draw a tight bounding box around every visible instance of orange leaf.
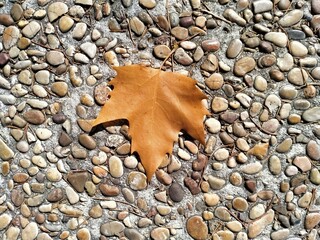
[92,65,209,181]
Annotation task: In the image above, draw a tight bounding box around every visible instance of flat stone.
[253,0,273,13]
[78,133,96,150]
[276,138,292,153]
[303,107,320,122]
[46,168,62,182]
[66,186,80,204]
[100,221,125,236]
[205,73,224,90]
[47,188,64,202]
[248,210,274,238]
[250,203,265,219]
[208,175,226,190]
[262,119,279,133]
[214,206,231,221]
[76,228,91,240]
[3,26,20,49]
[67,171,90,192]
[46,51,65,66]
[186,216,208,240]
[310,168,320,185]
[47,2,68,22]
[10,3,23,21]
[279,9,303,27]
[312,0,320,14]
[202,39,220,52]
[201,54,218,72]
[171,27,188,40]
[279,85,298,99]
[307,140,320,160]
[124,228,145,240]
[150,227,170,240]
[0,138,14,161]
[0,14,14,26]
[234,56,256,76]
[80,42,97,58]
[22,21,40,38]
[277,53,294,72]
[264,32,288,47]
[75,0,93,6]
[233,197,248,212]
[139,0,156,9]
[153,45,171,59]
[21,222,38,240]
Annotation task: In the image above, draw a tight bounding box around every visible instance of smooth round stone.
[78,134,96,150]
[76,228,91,240]
[305,213,320,230]
[303,107,320,122]
[268,155,281,175]
[276,138,292,153]
[100,221,125,237]
[80,42,97,59]
[205,118,221,133]
[258,54,276,68]
[310,168,320,185]
[241,162,263,174]
[203,193,219,206]
[32,85,47,98]
[174,48,193,65]
[279,85,298,99]
[234,56,256,76]
[59,16,74,33]
[289,41,308,57]
[285,165,298,176]
[51,82,68,97]
[233,197,248,212]
[127,172,147,190]
[80,94,94,107]
[153,45,171,59]
[307,140,320,160]
[201,54,218,72]
[288,68,308,86]
[150,227,170,240]
[312,0,320,14]
[72,22,87,40]
[287,29,306,40]
[46,168,62,182]
[269,69,284,81]
[0,213,12,230]
[168,182,184,202]
[293,156,311,172]
[262,119,279,133]
[252,0,273,13]
[21,222,38,240]
[13,173,29,183]
[293,99,310,110]
[226,39,242,58]
[259,40,273,53]
[74,53,89,64]
[249,204,265,219]
[180,41,196,50]
[254,76,267,91]
[214,148,229,161]
[0,53,10,67]
[264,32,288,47]
[229,172,242,186]
[109,156,123,178]
[201,39,220,52]
[10,4,23,21]
[36,128,52,140]
[171,26,188,40]
[35,70,50,85]
[215,206,231,221]
[16,140,29,153]
[205,73,224,90]
[3,26,20,50]
[265,94,281,112]
[46,51,65,66]
[208,176,226,190]
[211,96,228,113]
[47,2,68,22]
[129,17,145,36]
[298,192,312,208]
[277,53,293,72]
[139,0,156,8]
[22,21,40,38]
[32,155,47,168]
[186,216,208,240]
[23,110,45,125]
[279,9,303,27]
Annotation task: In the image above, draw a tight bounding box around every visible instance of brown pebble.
[184,177,201,195]
[78,133,97,150]
[23,110,45,125]
[13,172,29,183]
[99,183,120,196]
[186,216,208,240]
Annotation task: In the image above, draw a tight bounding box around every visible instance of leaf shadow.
[89,119,129,136]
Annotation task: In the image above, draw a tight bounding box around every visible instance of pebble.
[215,206,231,221]
[186,216,208,240]
[264,32,288,47]
[307,140,320,160]
[277,53,293,72]
[201,54,218,72]
[46,167,62,182]
[23,110,45,125]
[234,56,256,76]
[80,42,97,59]
[47,2,68,22]
[46,51,65,66]
[22,21,40,38]
[290,41,308,57]
[73,22,87,40]
[279,10,303,27]
[205,73,224,90]
[79,134,96,150]
[293,156,311,172]
[51,82,68,97]
[22,222,38,240]
[109,156,123,178]
[305,213,320,229]
[312,0,320,14]
[310,168,320,185]
[211,96,228,113]
[303,107,320,122]
[47,188,64,202]
[208,175,226,190]
[36,128,52,140]
[171,27,188,40]
[0,213,12,230]
[248,210,274,238]
[253,0,273,13]
[100,221,125,237]
[169,182,184,202]
[204,193,220,206]
[130,17,145,36]
[127,172,147,190]
[59,16,74,32]
[205,118,221,133]
[153,45,171,59]
[150,227,170,240]
[250,204,265,219]
[76,228,91,240]
[226,39,242,58]
[174,48,193,65]
[0,138,14,160]
[201,39,220,52]
[3,26,20,49]
[279,85,298,100]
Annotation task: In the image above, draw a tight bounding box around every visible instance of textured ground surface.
[0,0,320,239]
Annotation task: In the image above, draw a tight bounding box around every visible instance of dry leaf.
[92,65,209,181]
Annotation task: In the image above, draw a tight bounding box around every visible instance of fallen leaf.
[92,65,209,181]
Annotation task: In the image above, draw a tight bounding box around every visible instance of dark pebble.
[278,214,290,228]
[59,131,73,147]
[52,113,66,124]
[287,29,306,40]
[0,53,10,67]
[179,16,194,27]
[184,177,201,195]
[169,182,185,202]
[0,14,14,26]
[67,171,90,193]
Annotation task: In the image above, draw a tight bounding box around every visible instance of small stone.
[248,210,274,238]
[215,206,231,221]
[264,32,288,47]
[211,96,228,113]
[59,16,74,32]
[254,76,267,92]
[253,0,273,13]
[171,27,188,40]
[250,204,265,219]
[153,45,171,59]
[305,213,320,230]
[0,53,10,67]
[233,197,248,212]
[201,39,220,52]
[0,214,12,230]
[150,227,170,240]
[201,54,218,72]
[277,53,294,71]
[80,42,97,59]
[262,119,279,133]
[226,39,242,58]
[139,0,156,9]
[11,4,23,21]
[130,17,145,36]
[75,0,93,6]
[77,228,91,240]
[205,118,221,133]
[289,41,308,57]
[293,156,311,172]
[186,216,208,240]
[124,228,145,240]
[310,168,320,185]
[208,175,226,190]
[279,9,303,27]
[72,22,87,40]
[205,73,224,90]
[51,82,68,97]
[214,148,229,161]
[109,156,123,178]
[303,107,320,122]
[234,56,256,76]
[47,188,64,202]
[78,134,96,150]
[169,182,184,202]
[89,204,103,218]
[312,0,320,14]
[0,14,14,26]
[279,85,298,100]
[23,110,45,125]
[127,172,147,190]
[99,184,119,196]
[47,2,68,22]
[265,94,281,112]
[0,138,14,160]
[46,51,65,66]
[22,21,40,38]
[306,140,320,160]
[276,138,292,153]
[46,168,62,182]
[67,171,90,192]
[21,222,38,240]
[204,193,220,206]
[36,128,52,141]
[3,26,20,49]
[298,192,312,208]
[174,48,193,65]
[100,221,125,237]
